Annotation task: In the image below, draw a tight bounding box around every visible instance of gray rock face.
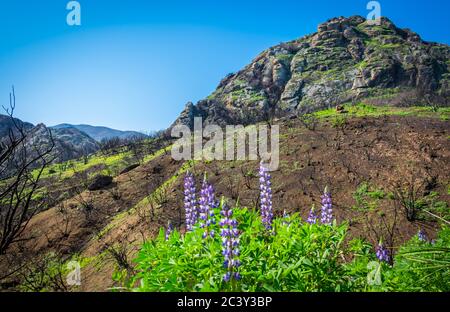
[172,16,450,128]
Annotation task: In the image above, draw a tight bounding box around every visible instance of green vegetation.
[417,191,450,222]
[142,145,172,163]
[17,253,69,292]
[248,93,266,104]
[379,43,402,49]
[331,114,348,128]
[230,88,246,101]
[17,251,112,292]
[32,151,131,180]
[127,205,450,291]
[276,54,294,65]
[354,60,368,69]
[352,183,386,213]
[361,227,450,292]
[31,142,171,181]
[314,102,450,120]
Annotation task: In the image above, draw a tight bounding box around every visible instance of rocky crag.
[173,16,450,128]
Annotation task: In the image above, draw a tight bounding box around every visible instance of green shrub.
[18,253,68,292]
[383,226,450,291]
[128,203,450,292]
[352,183,386,212]
[345,226,450,292]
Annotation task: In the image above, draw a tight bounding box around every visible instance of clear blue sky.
[0,0,449,132]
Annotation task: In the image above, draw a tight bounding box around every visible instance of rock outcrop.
[88,175,113,191]
[172,16,450,128]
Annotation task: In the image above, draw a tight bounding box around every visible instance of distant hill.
[50,126,99,157]
[52,124,147,142]
[24,124,99,162]
[0,115,99,174]
[0,114,34,138]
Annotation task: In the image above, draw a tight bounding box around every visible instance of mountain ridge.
[0,114,34,139]
[52,123,147,142]
[0,114,99,173]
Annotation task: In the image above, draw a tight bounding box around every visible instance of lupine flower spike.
[307,205,318,224]
[165,221,173,241]
[184,171,197,231]
[198,175,217,239]
[418,229,427,242]
[259,162,273,231]
[375,241,390,263]
[320,186,333,225]
[219,199,241,282]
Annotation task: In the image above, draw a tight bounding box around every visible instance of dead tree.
[391,176,427,222]
[17,252,68,292]
[0,87,55,254]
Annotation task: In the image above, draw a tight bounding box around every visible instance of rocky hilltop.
[173,16,450,127]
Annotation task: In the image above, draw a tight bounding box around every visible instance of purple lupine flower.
[306,206,318,224]
[418,229,428,242]
[375,242,390,263]
[184,172,197,231]
[259,163,273,230]
[165,221,173,240]
[199,177,217,239]
[320,187,333,225]
[220,202,241,282]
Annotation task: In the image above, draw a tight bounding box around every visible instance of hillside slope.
[0,16,449,292]
[1,106,448,291]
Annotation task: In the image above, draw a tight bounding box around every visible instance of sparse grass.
[32,143,172,182]
[379,43,401,49]
[355,60,368,69]
[95,160,195,240]
[276,53,294,65]
[142,145,172,163]
[32,151,131,180]
[314,103,450,120]
[248,93,266,104]
[133,160,194,210]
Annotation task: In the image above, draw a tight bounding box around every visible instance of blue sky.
[0,0,449,132]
